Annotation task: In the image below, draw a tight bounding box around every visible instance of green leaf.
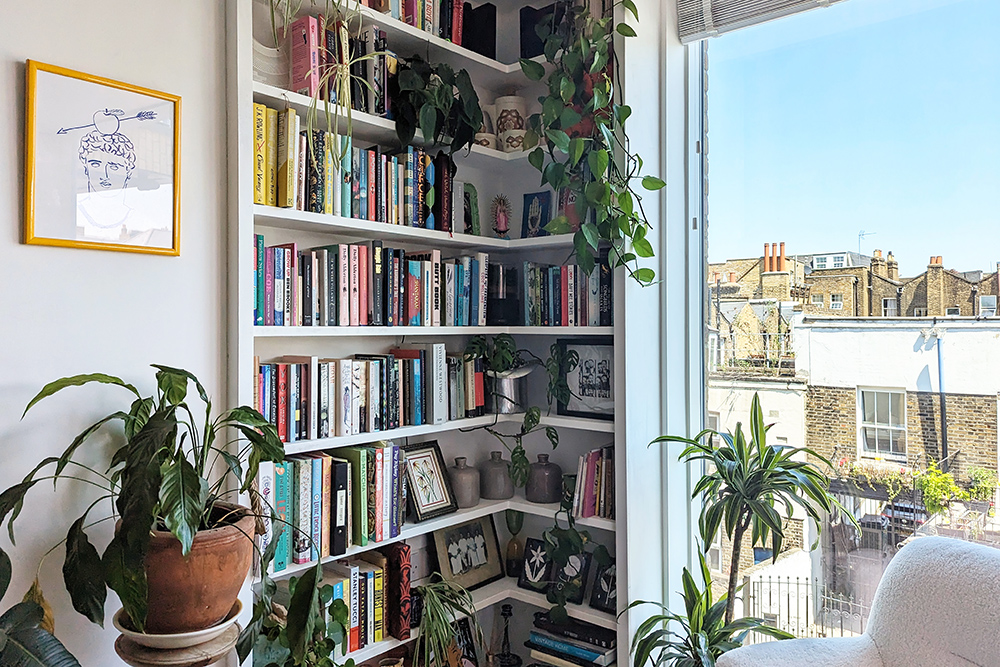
[523,406,541,433]
[419,105,438,142]
[542,96,563,125]
[56,412,128,479]
[151,365,209,405]
[545,427,559,449]
[545,216,572,235]
[0,548,10,601]
[588,150,610,178]
[63,514,107,626]
[634,237,654,258]
[616,23,637,37]
[560,107,582,129]
[528,147,545,172]
[524,129,540,150]
[568,138,586,167]
[635,268,655,284]
[125,398,153,441]
[287,565,321,663]
[22,374,139,418]
[398,69,423,91]
[621,0,639,20]
[542,162,567,189]
[519,58,546,81]
[581,222,600,251]
[559,77,576,104]
[642,175,666,191]
[0,609,82,667]
[159,456,209,556]
[155,368,188,406]
[546,129,571,153]
[614,104,632,125]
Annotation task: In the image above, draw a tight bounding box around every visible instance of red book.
[403,0,419,27]
[264,248,275,326]
[474,362,485,412]
[582,449,601,517]
[451,0,463,45]
[560,266,569,326]
[277,363,289,442]
[381,542,411,640]
[367,149,377,221]
[359,244,369,326]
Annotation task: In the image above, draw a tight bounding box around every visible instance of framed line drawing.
[402,440,458,522]
[24,60,181,255]
[556,337,615,420]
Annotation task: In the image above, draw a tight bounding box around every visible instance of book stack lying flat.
[526,612,617,667]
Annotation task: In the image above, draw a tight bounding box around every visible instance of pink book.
[582,450,600,518]
[359,244,369,326]
[289,16,321,97]
[403,0,418,27]
[339,245,350,326]
[350,244,360,326]
[374,447,384,542]
[264,248,275,326]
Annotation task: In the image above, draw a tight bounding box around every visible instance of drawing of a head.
[78,129,136,196]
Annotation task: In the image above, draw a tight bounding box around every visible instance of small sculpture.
[491,194,512,240]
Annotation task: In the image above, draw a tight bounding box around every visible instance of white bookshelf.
[228,0,626,662]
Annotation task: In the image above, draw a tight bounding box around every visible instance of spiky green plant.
[412,578,483,667]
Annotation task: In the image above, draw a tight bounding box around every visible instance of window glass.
[811,294,823,306]
[830,294,843,310]
[946,307,961,315]
[814,257,827,269]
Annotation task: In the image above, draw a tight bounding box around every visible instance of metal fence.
[743,575,871,643]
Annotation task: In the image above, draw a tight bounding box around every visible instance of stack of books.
[522,251,613,327]
[526,612,617,667]
[252,104,467,233]
[254,239,489,328]
[253,345,488,442]
[569,445,615,521]
[258,442,410,573]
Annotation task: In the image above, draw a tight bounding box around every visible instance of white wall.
[793,317,1000,395]
[0,1,226,663]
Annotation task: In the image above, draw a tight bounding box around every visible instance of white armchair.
[717,536,1000,667]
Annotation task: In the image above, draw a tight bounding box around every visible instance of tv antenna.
[858,230,876,256]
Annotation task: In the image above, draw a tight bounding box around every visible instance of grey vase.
[525,453,563,504]
[449,457,481,508]
[480,451,514,500]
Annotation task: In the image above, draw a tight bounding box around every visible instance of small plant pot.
[487,365,534,414]
[138,502,256,634]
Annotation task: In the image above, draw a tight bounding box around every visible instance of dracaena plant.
[0,365,285,634]
[519,0,665,286]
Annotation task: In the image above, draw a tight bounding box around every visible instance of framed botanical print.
[402,441,458,522]
[23,60,181,255]
[517,537,552,593]
[589,561,617,614]
[551,551,592,605]
[557,337,614,420]
[432,515,504,591]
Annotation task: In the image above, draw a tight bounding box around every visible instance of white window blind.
[676,0,846,43]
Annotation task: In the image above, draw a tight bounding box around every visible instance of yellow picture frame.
[23,60,181,255]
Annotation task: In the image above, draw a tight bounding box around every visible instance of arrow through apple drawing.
[57,108,156,135]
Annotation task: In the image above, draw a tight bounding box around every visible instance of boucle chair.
[717,536,1000,667]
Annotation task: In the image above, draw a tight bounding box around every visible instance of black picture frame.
[551,551,592,605]
[432,515,506,591]
[402,440,458,522]
[589,561,617,614]
[452,617,480,667]
[517,537,552,593]
[521,191,551,239]
[556,337,615,421]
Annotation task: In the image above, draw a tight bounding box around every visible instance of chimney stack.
[779,242,787,272]
[871,249,887,278]
[929,256,943,267]
[771,243,778,272]
[886,251,899,281]
[763,243,771,273]
[728,271,736,283]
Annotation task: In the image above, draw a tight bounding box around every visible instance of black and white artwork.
[589,561,617,614]
[558,338,614,420]
[452,617,479,667]
[24,61,180,255]
[444,522,489,576]
[432,516,504,590]
[551,551,592,605]
[517,538,552,593]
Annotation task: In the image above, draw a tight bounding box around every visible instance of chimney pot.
[729,271,736,283]
[874,249,882,258]
[763,243,771,273]
[771,243,778,272]
[779,242,787,272]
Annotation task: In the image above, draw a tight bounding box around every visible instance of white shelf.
[255,325,613,339]
[280,412,615,457]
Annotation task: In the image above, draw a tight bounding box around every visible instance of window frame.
[882,297,897,317]
[913,307,928,317]
[980,295,997,316]
[832,255,845,269]
[830,293,844,310]
[856,387,907,460]
[814,256,828,269]
[946,307,961,316]
[811,293,824,307]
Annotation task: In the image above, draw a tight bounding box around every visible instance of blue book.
[274,247,285,327]
[528,632,610,664]
[424,156,436,230]
[455,264,465,326]
[461,259,472,326]
[310,457,323,562]
[413,359,423,426]
[340,135,352,218]
[255,234,265,326]
[261,364,271,424]
[469,259,480,326]
[273,461,291,572]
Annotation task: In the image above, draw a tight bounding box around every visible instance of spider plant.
[413,578,483,667]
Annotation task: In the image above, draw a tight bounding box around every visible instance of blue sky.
[707,0,1000,276]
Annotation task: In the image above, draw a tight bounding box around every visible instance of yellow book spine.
[265,107,278,207]
[277,108,297,207]
[373,567,383,643]
[253,103,266,205]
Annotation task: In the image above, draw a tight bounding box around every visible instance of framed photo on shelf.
[432,515,505,591]
[451,617,480,667]
[517,537,553,593]
[556,337,615,420]
[589,561,617,614]
[23,60,181,255]
[521,191,551,238]
[551,551,592,605]
[402,440,458,522]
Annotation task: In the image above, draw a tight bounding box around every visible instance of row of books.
[274,543,413,655]
[253,238,490,328]
[527,627,618,667]
[252,347,489,442]
[522,253,614,327]
[570,445,615,521]
[258,443,409,573]
[253,104,469,233]
[531,611,617,651]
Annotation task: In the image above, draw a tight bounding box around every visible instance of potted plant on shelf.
[465,334,538,414]
[411,577,483,667]
[0,365,298,651]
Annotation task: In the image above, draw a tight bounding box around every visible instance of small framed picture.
[518,537,552,593]
[552,551,592,605]
[432,515,505,591]
[451,617,480,667]
[589,561,617,614]
[402,440,458,522]
[23,60,181,255]
[521,191,551,238]
[557,337,614,420]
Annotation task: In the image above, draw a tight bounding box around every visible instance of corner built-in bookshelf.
[228,0,628,662]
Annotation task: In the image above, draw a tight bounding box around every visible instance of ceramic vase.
[494,95,527,133]
[448,457,480,508]
[480,451,514,500]
[525,453,563,504]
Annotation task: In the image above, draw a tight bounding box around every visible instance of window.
[882,298,897,317]
[811,294,824,307]
[708,526,723,571]
[830,294,844,310]
[981,295,997,317]
[833,255,845,269]
[859,389,906,458]
[913,308,928,317]
[814,257,827,269]
[946,307,961,316]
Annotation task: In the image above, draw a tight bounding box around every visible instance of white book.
[573,454,586,518]
[318,361,329,439]
[256,461,275,576]
[351,361,362,435]
[475,252,489,326]
[444,262,456,327]
[336,359,352,436]
[589,265,601,326]
[453,179,465,233]
[368,359,379,432]
[429,343,447,424]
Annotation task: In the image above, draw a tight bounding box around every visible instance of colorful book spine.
[277,108,297,207]
[383,542,411,640]
[407,260,421,326]
[336,359,352,436]
[273,461,291,572]
[341,135,352,217]
[265,107,278,206]
[350,244,361,326]
[290,15,321,97]
[292,460,312,564]
[253,103,266,205]
[321,456,332,559]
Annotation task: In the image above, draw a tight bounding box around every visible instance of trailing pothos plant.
[519,0,665,286]
[542,496,612,624]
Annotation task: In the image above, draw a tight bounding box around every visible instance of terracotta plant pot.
[141,502,255,634]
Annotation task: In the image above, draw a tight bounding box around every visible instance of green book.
[339,448,369,546]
